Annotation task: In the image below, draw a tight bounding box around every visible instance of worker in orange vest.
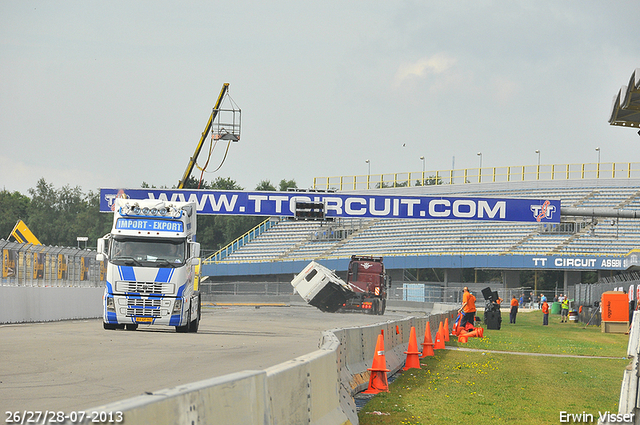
[509,296,519,324]
[459,287,477,328]
[541,300,549,326]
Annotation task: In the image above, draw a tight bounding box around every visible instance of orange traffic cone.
[403,326,421,370]
[452,320,459,336]
[363,333,390,394]
[434,325,445,350]
[461,328,480,338]
[420,322,435,358]
[444,317,450,342]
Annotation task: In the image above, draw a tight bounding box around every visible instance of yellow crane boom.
[177,83,230,189]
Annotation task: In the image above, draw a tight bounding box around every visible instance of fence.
[312,161,640,191]
[0,240,105,288]
[574,275,640,308]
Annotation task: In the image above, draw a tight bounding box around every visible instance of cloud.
[393,53,457,86]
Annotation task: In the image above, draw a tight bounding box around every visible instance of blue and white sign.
[116,218,184,232]
[531,256,624,270]
[100,188,561,223]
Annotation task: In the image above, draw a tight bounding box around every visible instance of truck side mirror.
[191,242,201,258]
[96,238,106,261]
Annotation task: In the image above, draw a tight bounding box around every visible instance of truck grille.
[126,309,161,318]
[119,281,173,294]
[126,298,162,317]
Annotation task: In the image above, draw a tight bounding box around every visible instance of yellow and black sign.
[10,220,41,245]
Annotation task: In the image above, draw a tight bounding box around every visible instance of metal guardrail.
[312,162,640,191]
[0,240,104,287]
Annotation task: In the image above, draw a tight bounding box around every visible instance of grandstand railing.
[205,217,275,263]
[312,162,640,191]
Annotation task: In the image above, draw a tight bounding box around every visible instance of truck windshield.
[110,237,186,268]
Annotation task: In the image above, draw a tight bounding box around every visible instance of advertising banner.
[2,249,16,278]
[99,188,561,224]
[57,254,67,280]
[33,252,44,279]
[80,256,88,281]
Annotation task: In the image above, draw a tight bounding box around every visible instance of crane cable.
[195,138,232,188]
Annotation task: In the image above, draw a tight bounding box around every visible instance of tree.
[0,190,30,239]
[279,179,297,191]
[255,180,276,191]
[27,179,58,244]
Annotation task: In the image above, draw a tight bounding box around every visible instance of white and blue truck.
[96,198,202,332]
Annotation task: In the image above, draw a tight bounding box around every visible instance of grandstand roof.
[609,68,640,128]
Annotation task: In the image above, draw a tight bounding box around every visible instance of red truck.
[291,255,390,315]
[339,256,389,315]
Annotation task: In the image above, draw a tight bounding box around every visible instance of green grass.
[359,310,629,425]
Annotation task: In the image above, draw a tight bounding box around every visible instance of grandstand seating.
[215,180,640,263]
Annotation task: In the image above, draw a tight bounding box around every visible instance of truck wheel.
[103,322,117,330]
[176,308,190,333]
[188,315,199,333]
[188,299,200,333]
[125,324,138,331]
[380,299,386,315]
[371,299,379,315]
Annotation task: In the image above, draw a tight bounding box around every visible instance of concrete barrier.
[67,307,456,425]
[0,286,103,323]
[74,371,271,425]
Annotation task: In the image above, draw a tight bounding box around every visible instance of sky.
[1,1,639,196]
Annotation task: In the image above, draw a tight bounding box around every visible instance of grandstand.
[209,178,640,261]
[201,167,640,298]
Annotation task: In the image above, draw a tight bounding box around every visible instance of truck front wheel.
[176,308,190,333]
[188,298,200,333]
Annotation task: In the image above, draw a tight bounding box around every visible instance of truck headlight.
[172,298,182,314]
[106,297,115,312]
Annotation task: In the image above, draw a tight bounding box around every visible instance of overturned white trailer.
[290,261,356,313]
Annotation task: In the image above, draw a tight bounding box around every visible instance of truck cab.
[96,198,202,332]
[343,256,389,315]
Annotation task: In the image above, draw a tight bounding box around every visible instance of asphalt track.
[0,305,412,414]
